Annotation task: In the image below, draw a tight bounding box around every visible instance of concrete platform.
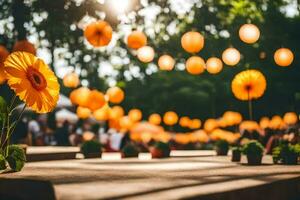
[1,155,300,200]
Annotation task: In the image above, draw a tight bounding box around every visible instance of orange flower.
[231,69,266,101]
[4,52,60,113]
[84,20,113,47]
[0,45,10,84]
[13,40,36,55]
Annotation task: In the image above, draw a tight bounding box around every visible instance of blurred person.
[54,120,70,146]
[28,114,42,146]
[108,129,122,151]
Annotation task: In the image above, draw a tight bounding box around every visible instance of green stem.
[8,95,17,111]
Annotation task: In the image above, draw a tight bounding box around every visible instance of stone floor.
[1,152,300,200]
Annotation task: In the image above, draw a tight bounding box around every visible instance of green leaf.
[0,96,7,113]
[7,145,26,172]
[0,154,7,170]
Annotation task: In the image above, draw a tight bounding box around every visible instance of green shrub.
[121,143,140,157]
[81,140,102,155]
[6,145,26,172]
[0,153,6,170]
[154,142,171,157]
[215,140,229,151]
[272,143,300,164]
[242,140,264,156]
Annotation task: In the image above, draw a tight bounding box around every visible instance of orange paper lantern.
[127,31,147,49]
[179,116,191,127]
[274,48,294,67]
[13,40,36,55]
[106,86,125,104]
[189,119,201,129]
[70,87,91,106]
[128,109,142,122]
[283,112,298,125]
[109,106,125,120]
[63,72,80,88]
[76,106,91,119]
[0,45,9,84]
[84,20,113,47]
[206,57,223,74]
[148,113,161,125]
[222,48,241,66]
[137,46,154,63]
[181,31,204,53]
[259,117,270,129]
[93,104,111,121]
[119,116,134,130]
[86,90,106,111]
[158,55,175,71]
[163,111,178,126]
[186,56,205,75]
[204,119,218,133]
[239,24,260,44]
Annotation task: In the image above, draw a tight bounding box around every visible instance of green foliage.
[215,140,229,150]
[0,153,7,170]
[6,145,26,172]
[0,96,7,123]
[154,142,171,157]
[242,140,264,156]
[231,146,241,153]
[273,143,300,164]
[80,140,102,155]
[121,143,140,157]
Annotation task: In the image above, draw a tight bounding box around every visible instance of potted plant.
[215,140,229,156]
[150,142,171,158]
[0,51,60,172]
[272,143,299,165]
[242,140,264,165]
[231,146,241,162]
[121,143,140,158]
[81,140,102,158]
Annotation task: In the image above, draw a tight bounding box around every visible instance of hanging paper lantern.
[108,119,121,130]
[76,106,91,119]
[84,20,113,47]
[222,48,241,66]
[181,31,204,53]
[269,115,285,130]
[163,111,178,126]
[179,116,191,127]
[223,111,242,126]
[186,56,205,75]
[13,40,36,55]
[148,113,161,125]
[206,57,223,74]
[63,72,80,88]
[86,90,106,111]
[110,106,125,120]
[93,104,111,121]
[259,117,270,129]
[283,112,298,125]
[204,119,218,133]
[274,48,294,67]
[158,55,175,71]
[239,24,260,44]
[128,109,142,122]
[189,119,201,129]
[70,87,91,106]
[137,46,155,63]
[231,69,267,101]
[0,45,9,84]
[127,31,147,49]
[106,86,125,104]
[239,120,260,131]
[119,116,134,130]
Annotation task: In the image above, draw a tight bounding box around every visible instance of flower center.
[27,67,47,91]
[244,84,253,92]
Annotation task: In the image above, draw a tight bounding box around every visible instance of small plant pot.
[83,152,101,159]
[283,155,298,165]
[246,155,263,165]
[231,151,241,162]
[150,147,169,158]
[216,148,229,156]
